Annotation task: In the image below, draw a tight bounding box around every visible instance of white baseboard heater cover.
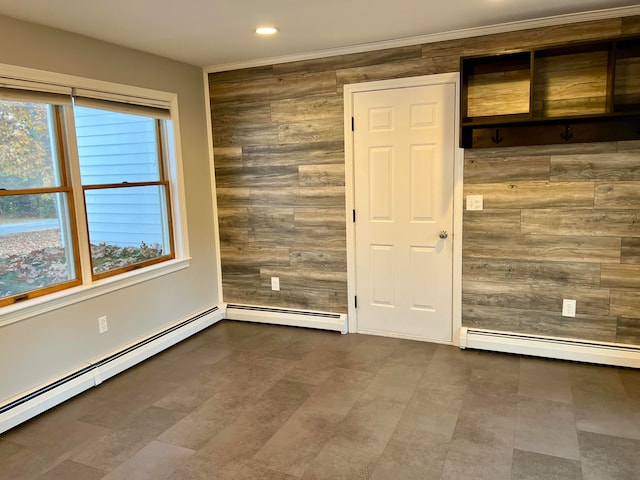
[460,327,640,369]
[0,305,225,434]
[226,304,348,334]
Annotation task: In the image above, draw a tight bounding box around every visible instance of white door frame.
[343,73,464,346]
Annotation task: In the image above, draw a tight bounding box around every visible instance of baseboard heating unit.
[226,304,348,334]
[460,327,640,368]
[0,305,225,434]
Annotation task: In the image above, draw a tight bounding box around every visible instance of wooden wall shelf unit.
[460,35,640,148]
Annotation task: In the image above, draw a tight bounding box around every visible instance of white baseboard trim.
[226,303,348,334]
[460,327,640,368]
[0,305,225,434]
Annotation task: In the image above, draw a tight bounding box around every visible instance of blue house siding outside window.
[74,106,166,249]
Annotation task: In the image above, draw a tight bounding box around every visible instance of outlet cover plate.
[466,195,483,211]
[98,316,108,334]
[562,299,576,318]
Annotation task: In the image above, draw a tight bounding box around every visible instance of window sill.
[0,258,191,328]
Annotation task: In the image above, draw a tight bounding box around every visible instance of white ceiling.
[0,1,638,68]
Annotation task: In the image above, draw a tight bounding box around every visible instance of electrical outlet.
[466,195,483,211]
[98,316,108,334]
[562,299,576,318]
[271,277,280,291]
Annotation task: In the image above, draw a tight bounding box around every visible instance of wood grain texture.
[213,147,242,168]
[246,187,301,207]
[277,117,344,144]
[594,182,640,209]
[215,166,299,188]
[222,284,332,312]
[250,226,347,249]
[270,94,343,122]
[616,317,640,345]
[298,164,345,187]
[550,153,640,182]
[463,233,621,263]
[218,227,250,245]
[463,210,522,234]
[532,51,608,117]
[467,70,530,117]
[298,187,346,207]
[621,15,640,35]
[463,304,617,343]
[463,280,611,316]
[220,246,290,269]
[242,142,345,168]
[463,258,601,287]
[601,264,640,289]
[260,268,347,292]
[622,237,640,264]
[463,139,640,343]
[423,19,621,65]
[610,290,640,319]
[329,291,349,312]
[290,249,347,271]
[212,123,279,147]
[464,142,617,158]
[271,71,338,100]
[209,75,277,104]
[464,155,550,184]
[336,58,435,92]
[211,101,272,128]
[217,207,295,229]
[208,65,274,85]
[215,188,251,207]
[616,140,640,152]
[294,208,346,228]
[274,45,423,75]
[464,182,595,208]
[521,209,640,237]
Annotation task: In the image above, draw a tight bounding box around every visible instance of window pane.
[74,106,161,185]
[85,185,171,275]
[0,193,76,300]
[0,100,62,189]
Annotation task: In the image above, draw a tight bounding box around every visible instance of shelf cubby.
[460,35,640,148]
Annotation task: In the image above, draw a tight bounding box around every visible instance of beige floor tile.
[99,440,194,480]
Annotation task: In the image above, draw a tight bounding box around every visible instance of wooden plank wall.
[209,15,640,339]
[464,141,640,344]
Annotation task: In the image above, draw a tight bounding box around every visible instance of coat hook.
[491,129,504,144]
[561,124,573,141]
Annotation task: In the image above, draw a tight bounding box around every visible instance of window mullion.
[0,186,71,196]
[82,180,168,191]
[61,106,94,285]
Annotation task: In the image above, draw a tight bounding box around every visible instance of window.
[73,102,174,279]
[0,82,178,308]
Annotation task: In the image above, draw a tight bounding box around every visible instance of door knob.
[439,230,448,239]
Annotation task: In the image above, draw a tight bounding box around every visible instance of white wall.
[0,15,220,402]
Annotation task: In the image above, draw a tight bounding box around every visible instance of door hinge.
[354,296,358,308]
[351,117,354,131]
[352,209,356,223]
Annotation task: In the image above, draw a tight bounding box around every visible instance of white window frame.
[0,63,190,327]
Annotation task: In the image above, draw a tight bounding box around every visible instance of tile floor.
[1,320,639,479]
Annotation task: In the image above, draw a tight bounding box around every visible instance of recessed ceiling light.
[256,26,279,35]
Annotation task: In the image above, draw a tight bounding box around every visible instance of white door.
[353,82,455,342]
